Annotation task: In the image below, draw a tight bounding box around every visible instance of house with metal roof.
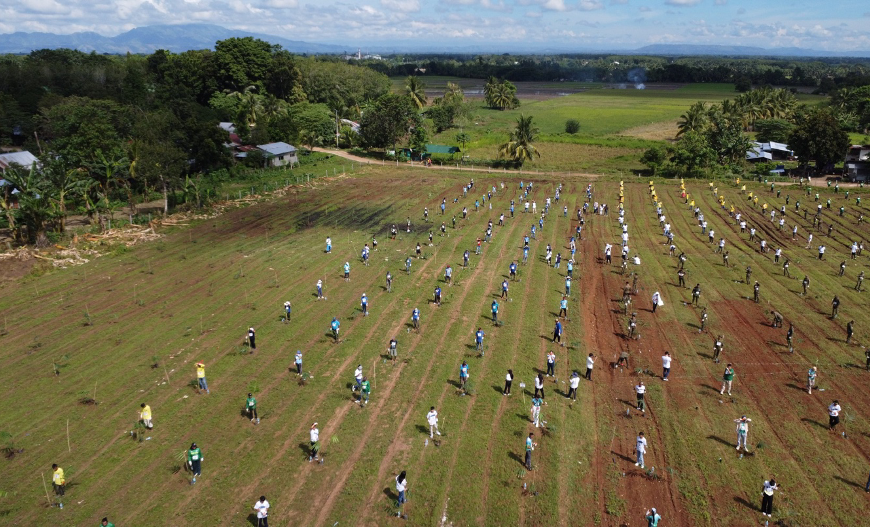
[845,145,870,182]
[0,150,38,172]
[257,142,298,167]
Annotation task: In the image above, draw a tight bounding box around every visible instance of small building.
[0,150,38,172]
[424,144,461,159]
[218,122,236,134]
[845,145,870,182]
[746,141,792,162]
[257,142,298,167]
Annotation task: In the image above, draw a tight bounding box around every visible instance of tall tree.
[359,94,417,153]
[405,75,428,110]
[498,114,541,167]
[788,107,850,174]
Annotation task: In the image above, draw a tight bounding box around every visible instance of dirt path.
[312,147,602,179]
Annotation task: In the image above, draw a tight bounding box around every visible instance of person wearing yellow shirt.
[196,362,209,394]
[140,403,153,430]
[52,463,65,508]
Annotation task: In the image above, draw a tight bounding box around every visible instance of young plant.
[52,354,70,376]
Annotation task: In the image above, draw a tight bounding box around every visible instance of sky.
[1,0,869,52]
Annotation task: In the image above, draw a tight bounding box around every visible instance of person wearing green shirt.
[359,377,370,406]
[646,508,661,527]
[187,443,202,484]
[525,433,535,470]
[246,393,259,424]
[720,364,735,396]
[100,517,115,527]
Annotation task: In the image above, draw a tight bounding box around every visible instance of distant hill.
[0,24,348,54]
[634,44,870,58]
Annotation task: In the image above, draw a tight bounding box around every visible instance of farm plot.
[0,168,869,526]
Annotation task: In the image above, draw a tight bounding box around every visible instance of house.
[257,142,298,167]
[845,145,870,182]
[218,122,236,134]
[746,141,792,162]
[0,150,38,173]
[424,144,461,158]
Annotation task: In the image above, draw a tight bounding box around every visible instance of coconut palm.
[677,102,711,136]
[498,114,542,167]
[405,75,428,110]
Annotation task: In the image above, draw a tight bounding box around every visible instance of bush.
[565,119,580,134]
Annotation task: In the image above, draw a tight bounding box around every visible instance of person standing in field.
[491,299,499,324]
[51,463,65,508]
[558,296,568,318]
[284,301,292,322]
[546,351,556,377]
[247,327,256,350]
[847,320,854,344]
[361,292,369,316]
[753,282,760,303]
[475,327,485,353]
[553,319,563,345]
[567,371,580,401]
[565,276,572,296]
[735,415,751,451]
[187,443,202,484]
[459,361,469,393]
[534,373,545,399]
[253,495,270,527]
[100,517,114,527]
[317,279,324,299]
[831,295,840,319]
[344,261,350,282]
[445,265,452,285]
[435,286,442,307]
[651,291,660,313]
[388,337,398,361]
[427,407,441,437]
[246,393,259,424]
[309,423,320,462]
[359,377,370,406]
[585,353,595,380]
[646,508,661,527]
[720,363,735,396]
[331,317,340,343]
[661,352,672,381]
[525,433,536,470]
[636,381,646,412]
[807,365,817,394]
[293,350,303,375]
[531,395,543,427]
[196,362,209,394]
[829,400,841,430]
[385,271,393,293]
[635,432,648,469]
[325,236,332,253]
[140,403,153,430]
[760,478,778,518]
[503,369,513,396]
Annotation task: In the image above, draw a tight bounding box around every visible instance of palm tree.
[444,82,463,104]
[483,76,498,103]
[677,102,711,136]
[498,114,542,167]
[490,83,513,111]
[299,129,323,152]
[405,75,428,110]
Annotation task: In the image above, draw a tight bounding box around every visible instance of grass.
[1,167,870,526]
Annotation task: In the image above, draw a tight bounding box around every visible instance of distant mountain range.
[0,24,348,55]
[0,24,869,58]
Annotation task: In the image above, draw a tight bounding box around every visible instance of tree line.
[641,86,853,178]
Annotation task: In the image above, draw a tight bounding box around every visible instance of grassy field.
[2,167,870,526]
[393,79,828,175]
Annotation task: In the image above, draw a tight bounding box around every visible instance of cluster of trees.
[644,87,850,177]
[484,77,520,111]
[361,53,870,88]
[0,38,396,243]
[829,85,870,133]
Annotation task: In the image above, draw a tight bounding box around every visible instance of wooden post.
[41,473,52,506]
[66,419,71,453]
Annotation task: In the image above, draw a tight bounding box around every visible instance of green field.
[2,167,870,526]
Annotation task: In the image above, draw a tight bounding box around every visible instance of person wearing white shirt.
[734,416,752,451]
[661,352,672,381]
[567,371,580,401]
[426,407,441,437]
[828,400,841,430]
[309,423,320,461]
[761,478,778,517]
[395,471,408,514]
[651,291,661,313]
[818,245,826,260]
[635,432,648,469]
[740,220,746,233]
[635,382,646,412]
[253,496,270,527]
[503,369,513,396]
[585,353,595,380]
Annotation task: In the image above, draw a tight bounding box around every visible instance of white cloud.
[541,0,567,10]
[380,0,421,11]
[19,0,72,14]
[480,0,511,12]
[664,0,700,6]
[260,0,298,8]
[577,0,604,10]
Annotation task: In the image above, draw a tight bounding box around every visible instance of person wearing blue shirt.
[525,433,535,470]
[523,246,529,264]
[509,261,517,281]
[294,350,303,375]
[475,327,485,353]
[445,265,452,285]
[645,508,661,527]
[412,308,420,329]
[459,361,469,393]
[343,262,350,282]
[463,250,470,267]
[531,225,536,240]
[284,301,292,322]
[405,257,412,275]
[559,296,568,318]
[441,200,446,215]
[361,294,368,316]
[501,279,509,298]
[434,287,442,307]
[555,253,561,269]
[331,317,340,343]
[510,202,515,217]
[491,300,499,324]
[565,276,572,296]
[475,199,479,211]
[553,319,563,345]
[567,260,573,278]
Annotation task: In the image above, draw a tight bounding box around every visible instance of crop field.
[2,166,870,526]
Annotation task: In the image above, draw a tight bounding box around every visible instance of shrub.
[565,119,580,134]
